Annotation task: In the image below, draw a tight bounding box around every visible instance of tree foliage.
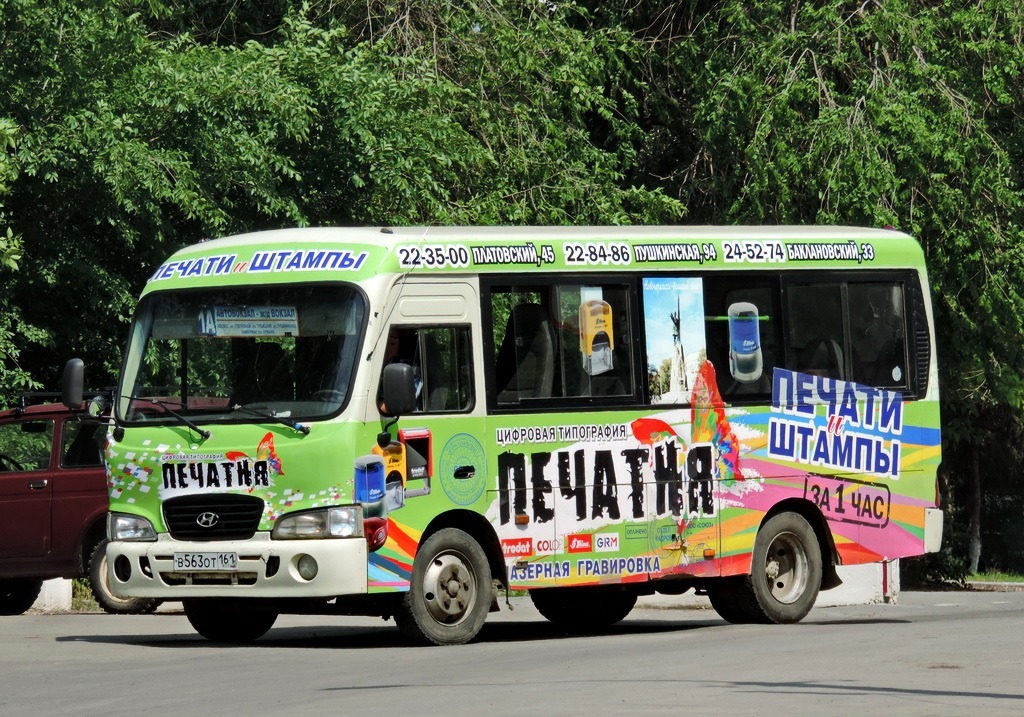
[683,1,1024,577]
[0,0,681,401]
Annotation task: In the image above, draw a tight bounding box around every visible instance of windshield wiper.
[126,396,211,440]
[232,404,310,435]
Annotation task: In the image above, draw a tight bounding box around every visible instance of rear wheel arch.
[708,507,824,624]
[762,498,840,591]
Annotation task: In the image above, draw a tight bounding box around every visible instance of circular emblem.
[439,433,487,506]
[196,511,220,528]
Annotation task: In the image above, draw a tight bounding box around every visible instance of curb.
[966,581,1024,592]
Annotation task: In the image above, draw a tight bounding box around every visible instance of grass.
[969,570,1024,583]
[71,578,100,612]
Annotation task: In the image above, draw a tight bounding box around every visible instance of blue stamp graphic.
[439,433,487,506]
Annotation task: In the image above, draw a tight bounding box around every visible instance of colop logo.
[501,538,533,558]
[567,534,593,553]
[595,533,620,553]
[536,538,564,553]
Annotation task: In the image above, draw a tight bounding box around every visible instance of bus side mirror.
[87,394,110,418]
[62,358,84,409]
[382,362,417,417]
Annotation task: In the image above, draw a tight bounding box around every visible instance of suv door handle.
[28,480,48,490]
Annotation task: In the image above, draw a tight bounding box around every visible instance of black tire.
[530,586,637,631]
[705,576,754,624]
[0,579,43,615]
[394,528,491,645]
[708,512,822,624]
[88,540,160,614]
[183,599,278,643]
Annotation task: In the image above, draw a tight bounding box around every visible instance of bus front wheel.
[708,512,822,624]
[183,599,278,643]
[394,528,491,646]
[88,540,160,614]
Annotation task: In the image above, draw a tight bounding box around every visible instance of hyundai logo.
[196,512,220,528]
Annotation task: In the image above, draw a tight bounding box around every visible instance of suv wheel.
[0,578,43,615]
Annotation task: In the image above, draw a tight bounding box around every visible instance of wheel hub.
[423,553,476,624]
[764,531,808,604]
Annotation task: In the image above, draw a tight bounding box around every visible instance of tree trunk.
[967,443,982,574]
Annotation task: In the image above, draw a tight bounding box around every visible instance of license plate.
[173,552,238,572]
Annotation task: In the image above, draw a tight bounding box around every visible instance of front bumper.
[107,532,368,599]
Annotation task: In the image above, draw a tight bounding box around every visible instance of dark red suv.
[0,395,157,615]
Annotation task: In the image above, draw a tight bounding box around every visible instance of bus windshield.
[117,284,366,424]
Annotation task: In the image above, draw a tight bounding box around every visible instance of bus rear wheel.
[183,599,278,643]
[530,587,637,631]
[708,512,822,624]
[394,528,491,646]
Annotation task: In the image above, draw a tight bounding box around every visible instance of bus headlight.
[272,506,363,539]
[108,512,157,541]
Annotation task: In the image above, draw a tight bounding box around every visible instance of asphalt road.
[3,590,1022,716]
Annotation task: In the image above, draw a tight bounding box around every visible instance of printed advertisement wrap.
[488,363,938,590]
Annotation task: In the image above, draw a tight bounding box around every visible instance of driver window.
[378,326,473,413]
[231,339,294,405]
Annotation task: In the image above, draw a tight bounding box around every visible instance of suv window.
[0,420,53,471]
[61,421,104,468]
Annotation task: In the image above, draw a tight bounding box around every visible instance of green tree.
[636,0,1024,577]
[5,0,1023,577]
[0,0,680,397]
[0,114,43,403]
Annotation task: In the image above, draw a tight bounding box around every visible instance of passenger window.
[493,293,554,402]
[704,281,778,399]
[786,283,847,380]
[490,283,633,404]
[784,280,909,390]
[848,282,907,388]
[642,275,777,405]
[643,276,705,405]
[378,326,473,413]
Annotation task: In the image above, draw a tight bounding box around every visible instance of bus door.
[362,280,484,563]
[640,274,727,577]
[641,412,727,578]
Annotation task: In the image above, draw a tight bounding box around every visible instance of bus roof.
[142,225,924,295]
